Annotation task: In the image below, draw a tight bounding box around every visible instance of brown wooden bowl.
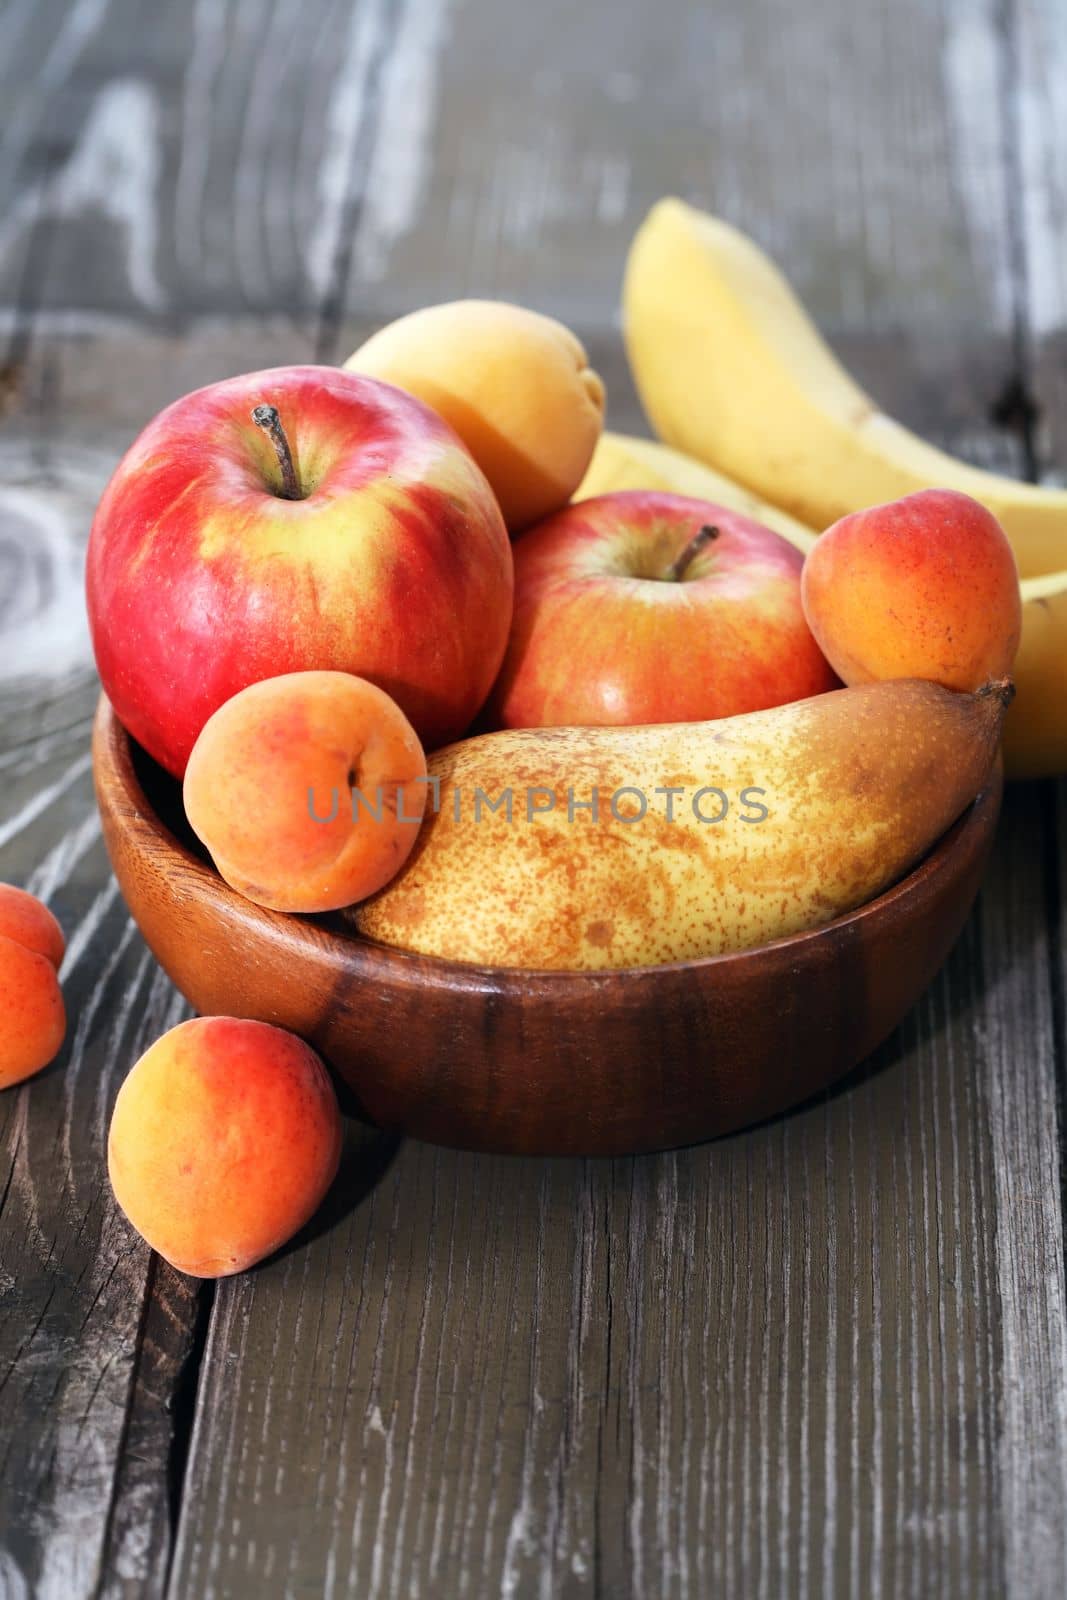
[92,695,1002,1157]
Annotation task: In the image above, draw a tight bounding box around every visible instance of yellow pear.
[355,679,1010,971]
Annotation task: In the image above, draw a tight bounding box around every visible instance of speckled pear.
[355,678,1012,971]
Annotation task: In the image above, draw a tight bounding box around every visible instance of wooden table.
[2,0,1067,1594]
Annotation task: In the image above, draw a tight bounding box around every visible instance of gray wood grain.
[0,0,1043,367]
[0,434,202,1599]
[1010,0,1067,482]
[981,781,1067,1597]
[970,9,1067,1585]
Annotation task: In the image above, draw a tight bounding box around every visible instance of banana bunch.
[614,198,1067,779]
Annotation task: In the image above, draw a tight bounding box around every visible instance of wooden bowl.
[93,696,1002,1157]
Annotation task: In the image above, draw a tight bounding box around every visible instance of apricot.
[344,300,606,531]
[801,489,1021,691]
[108,1016,342,1277]
[184,671,428,913]
[0,884,66,1090]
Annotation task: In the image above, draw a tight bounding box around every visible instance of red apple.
[491,490,837,729]
[86,365,513,776]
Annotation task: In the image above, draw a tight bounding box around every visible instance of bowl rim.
[93,692,1002,993]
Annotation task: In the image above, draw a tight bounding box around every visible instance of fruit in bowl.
[86,365,513,778]
[490,489,837,730]
[344,301,606,532]
[357,676,1012,970]
[801,488,1021,691]
[183,671,428,914]
[92,691,1003,1155]
[71,272,1021,1168]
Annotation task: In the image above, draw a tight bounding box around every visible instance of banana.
[1005,572,1067,777]
[356,678,1010,970]
[623,198,1067,581]
[576,430,816,554]
[573,428,1064,780]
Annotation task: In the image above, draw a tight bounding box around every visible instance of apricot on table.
[801,488,1021,691]
[183,671,428,914]
[0,883,66,1090]
[344,300,606,531]
[108,1016,343,1277]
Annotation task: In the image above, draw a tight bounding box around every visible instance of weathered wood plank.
[0,750,198,1595]
[93,1259,206,1600]
[1010,0,1067,481]
[980,781,1067,1596]
[985,6,1067,1581]
[0,0,1043,385]
[0,0,435,329]
[0,429,202,1599]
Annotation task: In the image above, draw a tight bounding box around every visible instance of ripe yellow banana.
[576,430,1065,780]
[1004,570,1067,777]
[623,198,1067,581]
[576,430,816,554]
[356,678,1009,970]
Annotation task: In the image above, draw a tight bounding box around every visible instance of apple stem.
[666,523,719,582]
[251,403,301,500]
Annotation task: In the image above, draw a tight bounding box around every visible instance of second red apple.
[491,490,837,729]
